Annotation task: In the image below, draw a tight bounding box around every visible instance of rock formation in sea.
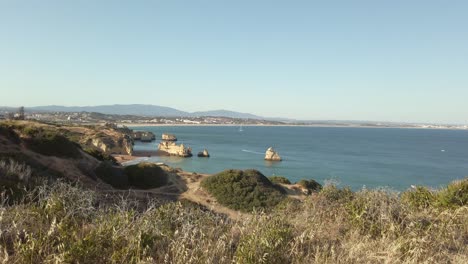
[132,131,156,142]
[264,147,282,161]
[162,133,177,141]
[158,141,192,157]
[197,149,210,158]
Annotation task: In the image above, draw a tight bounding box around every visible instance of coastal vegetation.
[83,147,118,164]
[0,176,466,263]
[23,128,82,158]
[297,179,323,192]
[268,175,291,184]
[0,120,467,263]
[201,169,286,212]
[124,162,168,189]
[95,162,168,190]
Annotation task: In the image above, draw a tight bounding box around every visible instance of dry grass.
[0,170,466,263]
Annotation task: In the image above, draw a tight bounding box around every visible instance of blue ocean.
[128,126,468,191]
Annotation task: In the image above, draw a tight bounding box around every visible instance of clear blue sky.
[1,1,467,123]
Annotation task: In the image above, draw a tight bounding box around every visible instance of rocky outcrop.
[162,133,177,141]
[91,135,133,155]
[140,132,155,142]
[265,147,282,161]
[158,141,192,157]
[197,149,210,158]
[133,131,156,142]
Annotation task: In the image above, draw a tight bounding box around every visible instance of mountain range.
[1,104,266,119]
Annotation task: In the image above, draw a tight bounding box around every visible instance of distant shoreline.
[119,123,468,130]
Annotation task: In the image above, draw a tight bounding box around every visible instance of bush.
[84,147,118,165]
[0,124,20,143]
[346,190,404,238]
[320,185,354,202]
[95,162,128,189]
[201,169,286,212]
[23,128,81,158]
[268,176,291,185]
[297,179,322,192]
[436,178,468,209]
[124,163,168,189]
[401,186,436,209]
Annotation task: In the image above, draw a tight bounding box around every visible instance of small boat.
[239,125,243,132]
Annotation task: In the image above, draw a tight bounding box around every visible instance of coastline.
[119,122,468,130]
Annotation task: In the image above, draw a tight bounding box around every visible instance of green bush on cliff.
[124,163,168,189]
[320,184,354,202]
[297,179,322,192]
[84,148,118,165]
[95,162,128,189]
[436,178,468,208]
[268,176,291,185]
[401,179,468,209]
[401,186,436,209]
[0,124,21,144]
[201,169,286,212]
[23,128,81,158]
[95,162,168,190]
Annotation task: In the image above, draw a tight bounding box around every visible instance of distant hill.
[28,104,189,117]
[191,110,263,119]
[17,104,267,119]
[0,107,17,113]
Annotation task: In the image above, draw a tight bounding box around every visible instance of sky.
[0,1,467,124]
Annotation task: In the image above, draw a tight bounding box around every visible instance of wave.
[241,149,264,155]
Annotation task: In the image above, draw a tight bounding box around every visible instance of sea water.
[128,126,468,191]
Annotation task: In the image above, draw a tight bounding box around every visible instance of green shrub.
[84,147,118,164]
[0,124,20,143]
[21,126,40,136]
[436,178,468,209]
[124,163,168,189]
[401,186,436,209]
[24,128,81,158]
[59,129,84,144]
[320,185,354,202]
[297,179,322,192]
[95,162,128,189]
[201,169,286,212]
[268,176,291,185]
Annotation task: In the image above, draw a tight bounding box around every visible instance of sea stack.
[162,133,177,141]
[265,147,282,161]
[132,131,156,142]
[197,149,210,158]
[158,141,192,157]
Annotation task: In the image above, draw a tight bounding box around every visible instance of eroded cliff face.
[90,134,133,155]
